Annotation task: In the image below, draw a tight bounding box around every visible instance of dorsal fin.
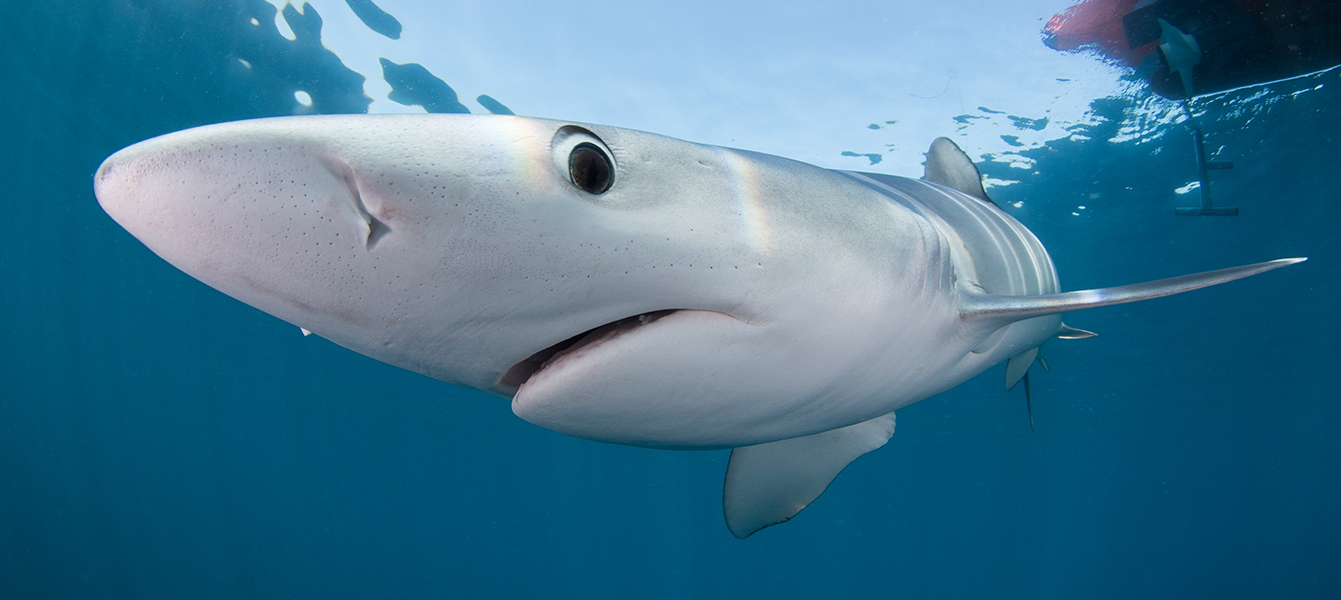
[924,137,996,206]
[962,258,1304,327]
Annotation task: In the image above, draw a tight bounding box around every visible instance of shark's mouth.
[499,310,681,391]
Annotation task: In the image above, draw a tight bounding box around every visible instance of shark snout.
[94,143,162,232]
[93,154,119,202]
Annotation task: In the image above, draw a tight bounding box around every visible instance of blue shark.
[93,115,1302,537]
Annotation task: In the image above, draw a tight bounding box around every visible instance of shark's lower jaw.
[508,308,772,449]
[499,309,682,392]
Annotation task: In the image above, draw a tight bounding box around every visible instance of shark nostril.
[329,160,391,250]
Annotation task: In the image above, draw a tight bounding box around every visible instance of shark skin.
[93,115,1303,538]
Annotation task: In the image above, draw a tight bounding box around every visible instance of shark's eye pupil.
[569,143,613,195]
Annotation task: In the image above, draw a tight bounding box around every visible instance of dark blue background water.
[3,1,1337,598]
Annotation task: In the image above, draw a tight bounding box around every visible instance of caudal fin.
[962,258,1305,327]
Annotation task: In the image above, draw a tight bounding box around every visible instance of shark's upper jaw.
[498,309,681,391]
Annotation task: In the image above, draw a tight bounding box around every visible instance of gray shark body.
[94,115,1301,537]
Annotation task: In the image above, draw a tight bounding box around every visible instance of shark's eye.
[569,143,613,195]
[552,125,616,195]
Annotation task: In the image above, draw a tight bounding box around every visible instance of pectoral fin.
[723,413,896,539]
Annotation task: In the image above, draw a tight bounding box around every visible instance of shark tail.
[961,257,1305,327]
[988,258,1303,433]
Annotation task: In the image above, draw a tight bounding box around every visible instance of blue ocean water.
[2,1,1337,598]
